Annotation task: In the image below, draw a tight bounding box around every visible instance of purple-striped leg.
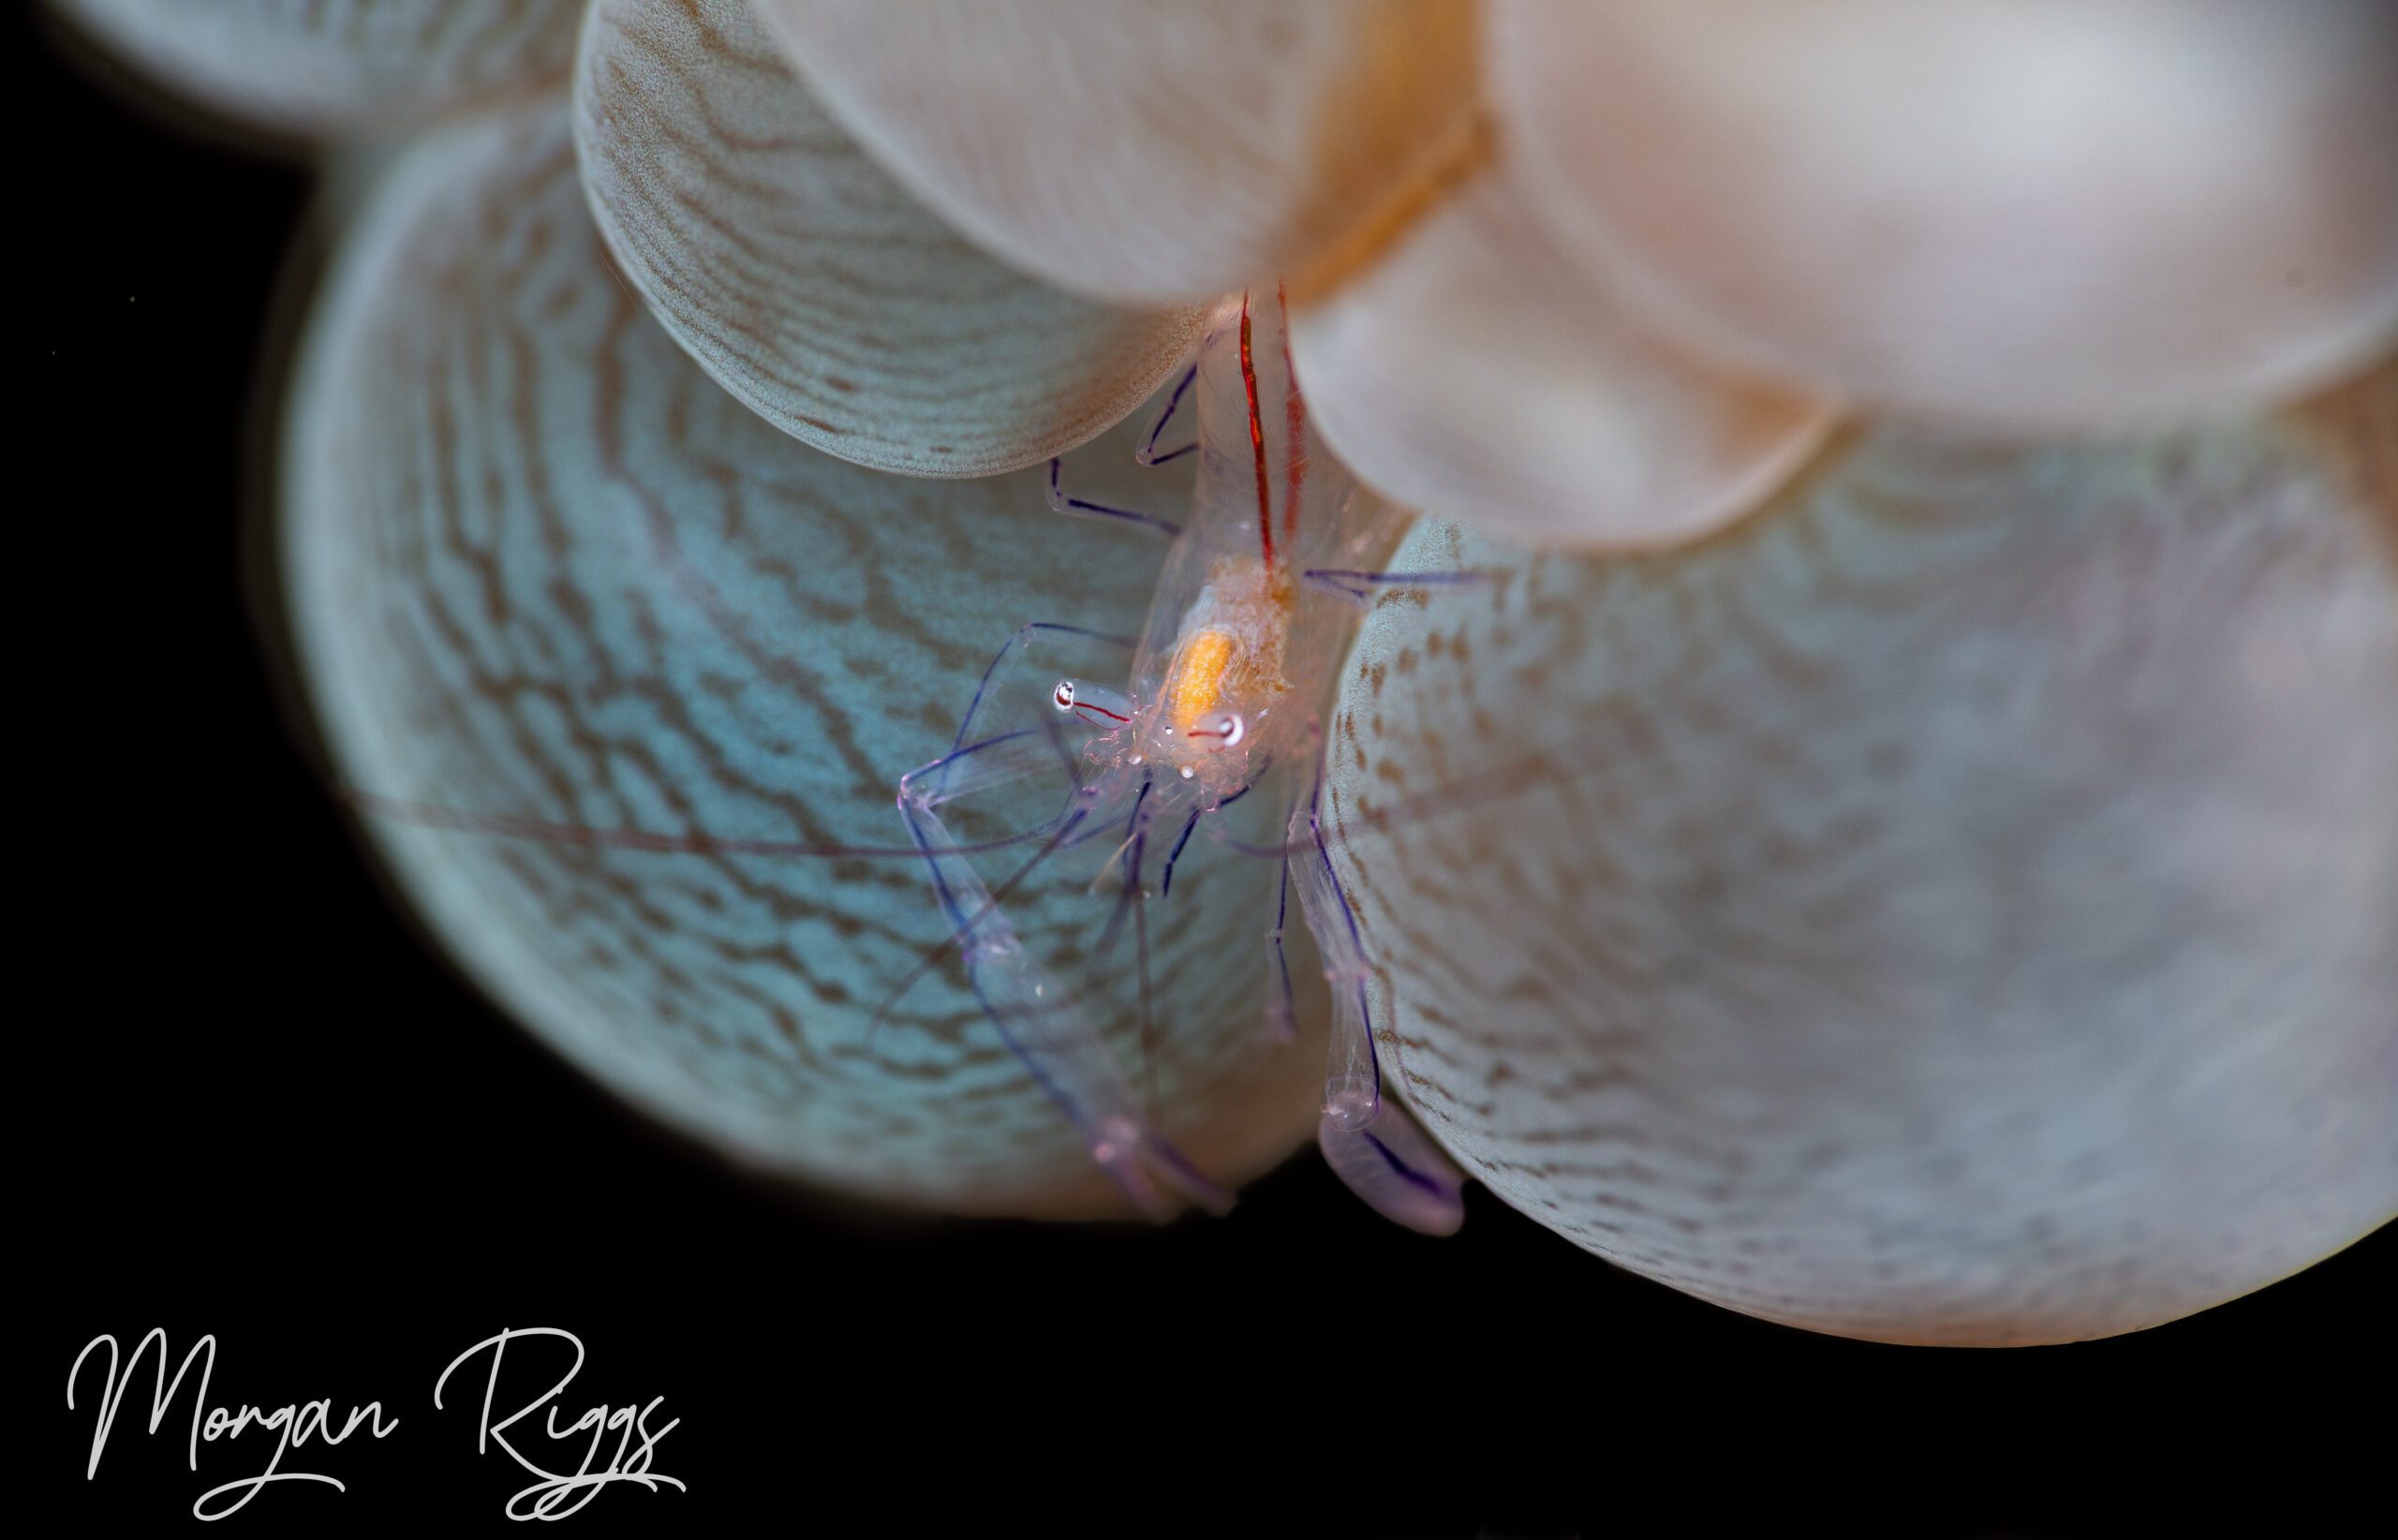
[1283,738,1466,1235]
[896,732,1231,1220]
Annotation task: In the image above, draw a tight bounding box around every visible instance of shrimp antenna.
[864,809,1090,1042]
[340,787,1058,861]
[1300,569,1498,606]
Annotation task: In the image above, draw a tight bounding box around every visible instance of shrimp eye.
[1053,680,1075,711]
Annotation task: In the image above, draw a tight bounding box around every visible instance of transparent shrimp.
[910,289,1468,1233]
[352,289,1471,1232]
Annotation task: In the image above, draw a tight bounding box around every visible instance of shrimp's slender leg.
[891,687,1102,1018]
[1160,808,1204,897]
[896,737,1231,1220]
[1130,811,1159,1124]
[1283,740,1467,1236]
[1081,779,1167,1127]
[1263,836,1298,1045]
[866,779,1095,1038]
[1286,754,1381,1129]
[1089,779,1153,964]
[1299,569,1496,607]
[1134,363,1199,466]
[1043,358,1201,534]
[1147,777,1288,1044]
[1046,459,1183,540]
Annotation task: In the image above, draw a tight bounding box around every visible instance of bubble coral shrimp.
[893,289,1468,1230]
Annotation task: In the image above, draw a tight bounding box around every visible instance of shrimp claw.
[896,733,1231,1220]
[1316,1107,1466,1237]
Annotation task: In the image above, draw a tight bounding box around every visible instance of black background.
[21,7,2391,1535]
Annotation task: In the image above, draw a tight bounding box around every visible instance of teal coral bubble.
[281,103,1326,1217]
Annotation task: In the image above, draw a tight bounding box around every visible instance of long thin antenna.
[866,810,1088,1039]
[344,789,1049,861]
